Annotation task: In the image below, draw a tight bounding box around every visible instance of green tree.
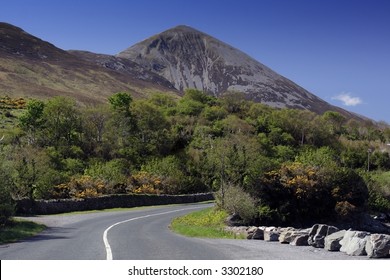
[108,92,133,113]
[107,92,137,160]
[322,111,346,136]
[182,89,216,105]
[271,109,317,145]
[198,134,260,205]
[19,99,45,145]
[131,99,172,157]
[82,105,111,157]
[141,156,191,194]
[8,146,57,200]
[202,106,228,122]
[215,115,254,136]
[85,159,129,182]
[41,97,82,154]
[220,91,249,115]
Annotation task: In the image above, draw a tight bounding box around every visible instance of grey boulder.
[365,234,390,258]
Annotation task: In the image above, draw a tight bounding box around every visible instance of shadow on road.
[19,226,73,243]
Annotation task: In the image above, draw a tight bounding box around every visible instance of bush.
[51,176,106,199]
[85,159,129,184]
[330,168,368,208]
[127,171,162,194]
[334,201,361,224]
[363,172,390,213]
[256,204,281,225]
[254,162,369,226]
[367,188,390,213]
[34,168,68,199]
[216,184,256,224]
[141,156,190,194]
[0,165,15,226]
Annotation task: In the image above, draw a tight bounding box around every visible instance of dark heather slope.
[0,22,177,103]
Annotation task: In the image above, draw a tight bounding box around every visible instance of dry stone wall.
[16,193,214,215]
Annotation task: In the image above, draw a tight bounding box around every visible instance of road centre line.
[102,206,205,260]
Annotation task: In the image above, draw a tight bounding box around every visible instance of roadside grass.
[170,207,244,239]
[0,219,46,244]
[371,171,390,197]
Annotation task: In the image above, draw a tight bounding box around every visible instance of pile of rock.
[225,224,390,258]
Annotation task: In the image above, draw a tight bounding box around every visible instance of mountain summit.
[118,25,333,113]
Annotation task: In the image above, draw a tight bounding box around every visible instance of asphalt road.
[0,203,366,260]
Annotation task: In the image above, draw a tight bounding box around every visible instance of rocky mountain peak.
[117,25,334,113]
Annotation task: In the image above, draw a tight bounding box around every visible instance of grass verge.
[371,171,390,197]
[170,207,244,239]
[0,219,46,244]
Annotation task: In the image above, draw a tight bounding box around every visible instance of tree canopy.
[1,89,389,226]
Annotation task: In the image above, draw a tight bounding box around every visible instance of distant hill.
[0,22,177,104]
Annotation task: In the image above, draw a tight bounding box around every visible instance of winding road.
[0,203,365,260]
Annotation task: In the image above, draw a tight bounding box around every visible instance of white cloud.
[332,92,363,106]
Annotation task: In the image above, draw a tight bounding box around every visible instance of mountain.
[118,25,348,115]
[0,22,365,120]
[0,22,177,104]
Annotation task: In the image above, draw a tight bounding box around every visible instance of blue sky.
[1,0,390,122]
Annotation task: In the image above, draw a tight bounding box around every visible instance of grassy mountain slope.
[0,22,178,104]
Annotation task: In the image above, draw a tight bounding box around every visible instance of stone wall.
[16,193,214,215]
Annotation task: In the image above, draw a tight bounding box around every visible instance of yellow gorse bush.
[133,184,160,194]
[0,96,26,109]
[51,176,107,198]
[128,171,164,194]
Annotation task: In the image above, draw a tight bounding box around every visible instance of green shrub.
[85,159,129,184]
[330,168,368,208]
[216,184,256,224]
[255,162,369,226]
[364,172,390,213]
[141,156,188,194]
[0,165,15,226]
[257,204,281,225]
[367,188,390,213]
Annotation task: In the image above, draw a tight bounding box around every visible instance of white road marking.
[102,206,205,260]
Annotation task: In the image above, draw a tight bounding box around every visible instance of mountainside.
[0,22,177,103]
[118,25,343,115]
[68,50,175,89]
